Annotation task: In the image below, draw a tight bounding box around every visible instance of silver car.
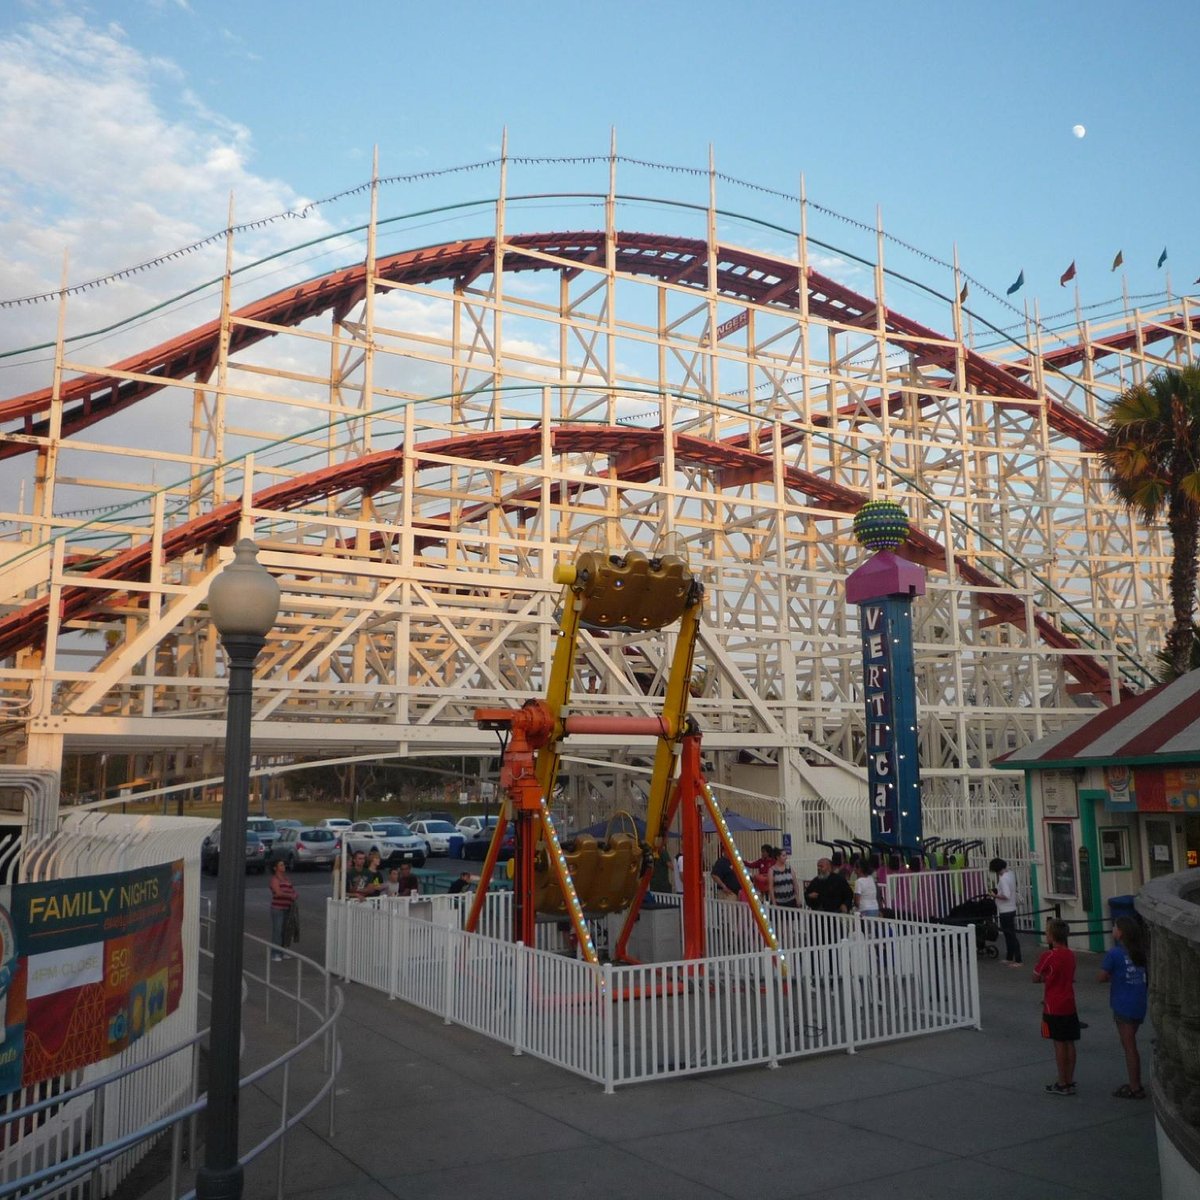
[271,826,340,870]
[345,820,426,866]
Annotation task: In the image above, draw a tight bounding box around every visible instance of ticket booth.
[995,671,1200,949]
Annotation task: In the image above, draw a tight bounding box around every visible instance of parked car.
[409,819,459,856]
[270,826,340,870]
[247,816,279,851]
[274,818,304,831]
[461,821,516,862]
[202,828,267,874]
[316,817,353,832]
[455,814,503,837]
[406,810,456,826]
[345,820,426,866]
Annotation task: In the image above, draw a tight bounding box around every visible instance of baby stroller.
[940,895,1000,958]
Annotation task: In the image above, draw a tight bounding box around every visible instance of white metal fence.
[327,892,980,1092]
[0,916,343,1200]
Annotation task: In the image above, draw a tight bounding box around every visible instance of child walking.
[1034,918,1080,1096]
[1098,915,1148,1099]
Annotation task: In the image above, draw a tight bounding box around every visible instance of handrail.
[0,920,343,1200]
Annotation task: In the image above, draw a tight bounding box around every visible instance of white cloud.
[0,13,342,378]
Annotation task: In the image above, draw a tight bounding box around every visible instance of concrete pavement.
[202,873,1161,1200]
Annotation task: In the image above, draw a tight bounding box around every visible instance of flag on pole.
[1059,261,1077,287]
[1006,270,1025,296]
[1158,247,1168,268]
[1111,250,1124,271]
[959,281,969,303]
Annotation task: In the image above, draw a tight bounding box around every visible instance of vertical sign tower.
[846,502,925,851]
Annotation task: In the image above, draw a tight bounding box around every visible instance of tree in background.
[1101,364,1200,680]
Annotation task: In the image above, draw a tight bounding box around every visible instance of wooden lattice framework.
[1,153,1196,833]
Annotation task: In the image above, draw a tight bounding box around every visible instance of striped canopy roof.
[996,670,1200,769]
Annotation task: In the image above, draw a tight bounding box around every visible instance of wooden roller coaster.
[463,548,781,965]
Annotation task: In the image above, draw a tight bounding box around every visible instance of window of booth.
[1099,827,1131,871]
[1045,820,1077,896]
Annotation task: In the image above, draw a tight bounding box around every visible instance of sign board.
[0,861,185,1093]
[1041,771,1079,818]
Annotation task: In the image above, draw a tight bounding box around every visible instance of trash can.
[1108,894,1137,924]
[448,834,464,860]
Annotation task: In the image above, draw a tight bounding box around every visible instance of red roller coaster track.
[0,424,1126,699]
[1,228,1160,455]
[0,230,1147,698]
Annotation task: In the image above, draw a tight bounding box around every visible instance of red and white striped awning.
[996,670,1200,768]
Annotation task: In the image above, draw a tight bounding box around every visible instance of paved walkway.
[224,924,1158,1200]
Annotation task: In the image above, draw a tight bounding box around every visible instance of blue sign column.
[846,502,925,851]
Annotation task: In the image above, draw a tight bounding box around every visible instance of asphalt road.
[198,853,458,959]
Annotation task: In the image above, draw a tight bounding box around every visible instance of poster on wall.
[1162,767,1200,812]
[1045,821,1077,896]
[1104,765,1136,811]
[1042,771,1079,818]
[0,860,185,1094]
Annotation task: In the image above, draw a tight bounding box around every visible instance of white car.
[455,814,502,837]
[409,819,459,855]
[316,817,353,832]
[345,820,426,866]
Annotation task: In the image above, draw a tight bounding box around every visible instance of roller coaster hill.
[0,153,1189,864]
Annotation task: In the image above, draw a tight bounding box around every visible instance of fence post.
[763,948,779,1069]
[275,1059,291,1200]
[512,941,527,1056]
[967,927,982,1030]
[387,898,398,1001]
[840,936,857,1055]
[88,1084,106,1197]
[601,962,615,1095]
[442,922,455,1025]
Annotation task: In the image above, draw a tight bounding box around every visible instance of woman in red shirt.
[269,859,298,961]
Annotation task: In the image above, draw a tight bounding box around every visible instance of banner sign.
[858,597,923,849]
[0,860,185,1093]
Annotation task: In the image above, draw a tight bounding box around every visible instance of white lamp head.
[208,539,280,637]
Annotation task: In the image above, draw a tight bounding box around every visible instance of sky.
[2,0,1198,396]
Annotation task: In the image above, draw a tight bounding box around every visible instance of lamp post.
[197,540,279,1200]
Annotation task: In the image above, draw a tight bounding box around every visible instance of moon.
[1072,124,1087,139]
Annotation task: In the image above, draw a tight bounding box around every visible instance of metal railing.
[0,918,343,1200]
[328,891,980,1092]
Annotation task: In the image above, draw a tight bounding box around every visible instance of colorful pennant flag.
[1006,270,1025,296]
[1111,250,1124,271]
[1158,247,1168,268]
[1059,261,1077,287]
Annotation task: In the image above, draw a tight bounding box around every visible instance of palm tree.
[1101,364,1200,680]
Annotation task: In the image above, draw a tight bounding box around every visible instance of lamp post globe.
[196,540,279,1200]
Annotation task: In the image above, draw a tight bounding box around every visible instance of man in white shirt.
[989,857,1022,966]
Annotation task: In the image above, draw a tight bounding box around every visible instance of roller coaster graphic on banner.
[0,150,1193,854]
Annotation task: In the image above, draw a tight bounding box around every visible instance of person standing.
[395,863,421,897]
[746,844,775,896]
[990,857,1022,967]
[805,858,853,913]
[1099,916,1148,1099]
[853,858,880,917]
[711,850,740,898]
[1034,918,1080,1096]
[268,858,297,962]
[767,848,797,907]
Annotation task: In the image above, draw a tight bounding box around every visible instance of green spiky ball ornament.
[853,500,910,551]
